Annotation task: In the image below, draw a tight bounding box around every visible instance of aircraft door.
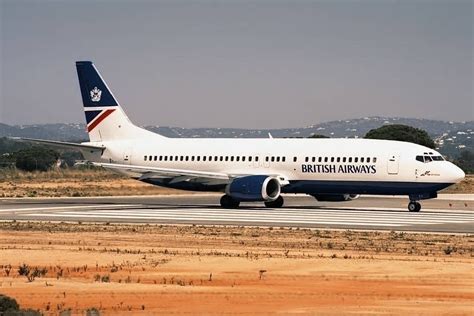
[387,154,399,175]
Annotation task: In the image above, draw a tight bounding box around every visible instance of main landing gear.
[408,201,421,212]
[220,195,240,208]
[264,196,284,208]
[219,195,285,208]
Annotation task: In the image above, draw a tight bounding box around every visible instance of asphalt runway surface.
[0,194,472,233]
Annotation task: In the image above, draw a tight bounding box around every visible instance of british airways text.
[301,164,376,174]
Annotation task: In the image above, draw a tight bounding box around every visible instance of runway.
[0,194,473,233]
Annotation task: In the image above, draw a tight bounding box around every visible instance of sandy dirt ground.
[0,169,472,197]
[0,222,472,315]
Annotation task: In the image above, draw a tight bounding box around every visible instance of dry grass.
[0,222,472,314]
[0,168,185,197]
[442,174,474,193]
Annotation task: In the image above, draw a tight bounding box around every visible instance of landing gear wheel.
[220,195,240,209]
[264,196,284,208]
[408,201,421,212]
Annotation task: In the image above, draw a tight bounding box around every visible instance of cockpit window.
[416,154,444,163]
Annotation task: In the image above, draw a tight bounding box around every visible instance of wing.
[91,162,289,186]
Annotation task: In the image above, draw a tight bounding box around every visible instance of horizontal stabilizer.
[8,137,105,152]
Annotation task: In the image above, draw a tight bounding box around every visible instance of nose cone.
[449,163,465,183]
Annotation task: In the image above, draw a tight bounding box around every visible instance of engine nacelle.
[226,175,281,201]
[311,194,360,202]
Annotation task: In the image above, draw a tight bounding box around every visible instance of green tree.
[453,150,473,173]
[14,147,59,172]
[364,124,435,149]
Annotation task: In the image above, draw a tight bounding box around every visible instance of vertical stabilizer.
[76,61,162,142]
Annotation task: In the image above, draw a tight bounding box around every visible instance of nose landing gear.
[408,201,421,212]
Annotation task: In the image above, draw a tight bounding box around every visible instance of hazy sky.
[1,0,472,128]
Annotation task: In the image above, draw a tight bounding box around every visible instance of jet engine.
[226,175,281,201]
[311,194,360,202]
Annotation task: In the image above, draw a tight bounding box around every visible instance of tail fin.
[76,61,161,142]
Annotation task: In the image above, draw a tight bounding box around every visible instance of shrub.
[0,294,19,312]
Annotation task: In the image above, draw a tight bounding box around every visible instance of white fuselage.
[84,134,464,196]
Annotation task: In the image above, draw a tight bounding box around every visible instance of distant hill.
[1,117,472,157]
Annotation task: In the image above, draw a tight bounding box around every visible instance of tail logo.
[90,87,102,102]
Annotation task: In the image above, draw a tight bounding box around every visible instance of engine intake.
[311,194,360,202]
[226,175,281,201]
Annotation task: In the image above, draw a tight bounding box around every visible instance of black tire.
[220,195,240,208]
[415,202,421,212]
[264,196,284,208]
[408,201,421,212]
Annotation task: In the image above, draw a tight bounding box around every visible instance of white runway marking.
[21,205,474,228]
[0,204,135,213]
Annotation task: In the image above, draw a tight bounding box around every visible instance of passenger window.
[149,155,152,161]
[230,156,234,162]
[305,157,309,162]
[175,156,178,161]
[220,156,224,161]
[214,156,218,161]
[276,157,280,162]
[331,157,335,163]
[373,157,377,163]
[164,156,168,161]
[170,156,173,162]
[366,157,370,163]
[185,156,189,161]
[191,156,194,161]
[236,156,240,162]
[293,157,297,162]
[271,157,275,162]
[342,157,346,163]
[354,157,358,163]
[348,157,352,163]
[336,157,341,163]
[266,157,269,162]
[255,157,259,162]
[203,156,206,162]
[197,156,200,161]
[242,156,246,162]
[248,156,252,162]
[318,157,322,163]
[144,156,147,161]
[180,156,184,161]
[225,156,228,161]
[324,157,328,163]
[360,157,364,163]
[282,157,286,162]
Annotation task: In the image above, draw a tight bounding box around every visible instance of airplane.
[14,61,465,212]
